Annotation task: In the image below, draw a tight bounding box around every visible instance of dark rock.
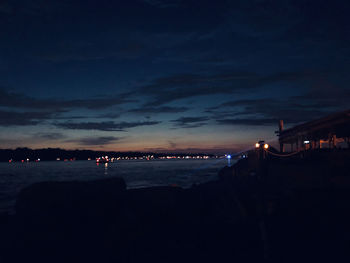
[218,165,235,181]
[15,177,126,217]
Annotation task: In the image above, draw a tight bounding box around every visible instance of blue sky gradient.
[0,0,349,153]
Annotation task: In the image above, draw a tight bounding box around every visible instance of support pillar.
[279,120,284,153]
[311,141,316,150]
[332,134,337,148]
[296,139,299,151]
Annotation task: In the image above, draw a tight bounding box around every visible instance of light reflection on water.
[0,158,230,214]
[104,162,108,175]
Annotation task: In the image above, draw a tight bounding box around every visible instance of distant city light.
[304,140,310,144]
[264,144,269,149]
[255,143,260,148]
[226,154,231,167]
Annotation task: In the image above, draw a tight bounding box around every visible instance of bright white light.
[264,144,269,149]
[255,143,260,148]
[227,155,231,159]
[304,140,310,144]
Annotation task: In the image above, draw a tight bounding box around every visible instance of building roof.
[279,109,350,143]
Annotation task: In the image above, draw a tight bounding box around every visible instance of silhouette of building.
[277,109,350,152]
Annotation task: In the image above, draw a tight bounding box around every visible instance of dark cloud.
[208,94,344,127]
[68,136,121,146]
[36,132,66,140]
[136,70,326,106]
[39,42,146,62]
[138,72,258,106]
[0,110,53,126]
[216,118,278,126]
[55,121,161,131]
[0,0,69,16]
[292,81,350,110]
[97,113,121,119]
[171,116,209,128]
[0,89,133,111]
[129,106,189,114]
[141,0,181,8]
[0,2,12,14]
[168,140,177,148]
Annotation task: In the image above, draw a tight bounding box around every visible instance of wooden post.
[296,138,299,151]
[312,140,316,149]
[332,134,337,148]
[279,120,284,153]
[328,134,332,149]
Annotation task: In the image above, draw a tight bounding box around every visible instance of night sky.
[1,0,349,153]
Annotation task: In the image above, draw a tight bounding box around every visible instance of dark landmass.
[0,147,216,162]
[0,149,349,262]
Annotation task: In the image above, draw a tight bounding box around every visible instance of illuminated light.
[227,154,232,166]
[255,143,260,148]
[9,159,12,163]
[26,158,29,162]
[264,144,269,149]
[304,140,310,144]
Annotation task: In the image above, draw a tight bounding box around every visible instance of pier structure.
[277,110,350,152]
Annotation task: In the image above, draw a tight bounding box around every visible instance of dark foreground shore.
[1,150,349,263]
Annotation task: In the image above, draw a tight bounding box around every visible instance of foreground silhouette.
[1,149,349,262]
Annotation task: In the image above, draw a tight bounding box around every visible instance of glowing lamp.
[255,143,260,148]
[264,144,269,149]
[227,154,231,159]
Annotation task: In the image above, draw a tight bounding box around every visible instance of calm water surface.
[0,158,231,214]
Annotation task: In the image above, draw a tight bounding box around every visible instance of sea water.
[0,158,232,214]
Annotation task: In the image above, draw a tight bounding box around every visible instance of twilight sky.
[0,0,349,153]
